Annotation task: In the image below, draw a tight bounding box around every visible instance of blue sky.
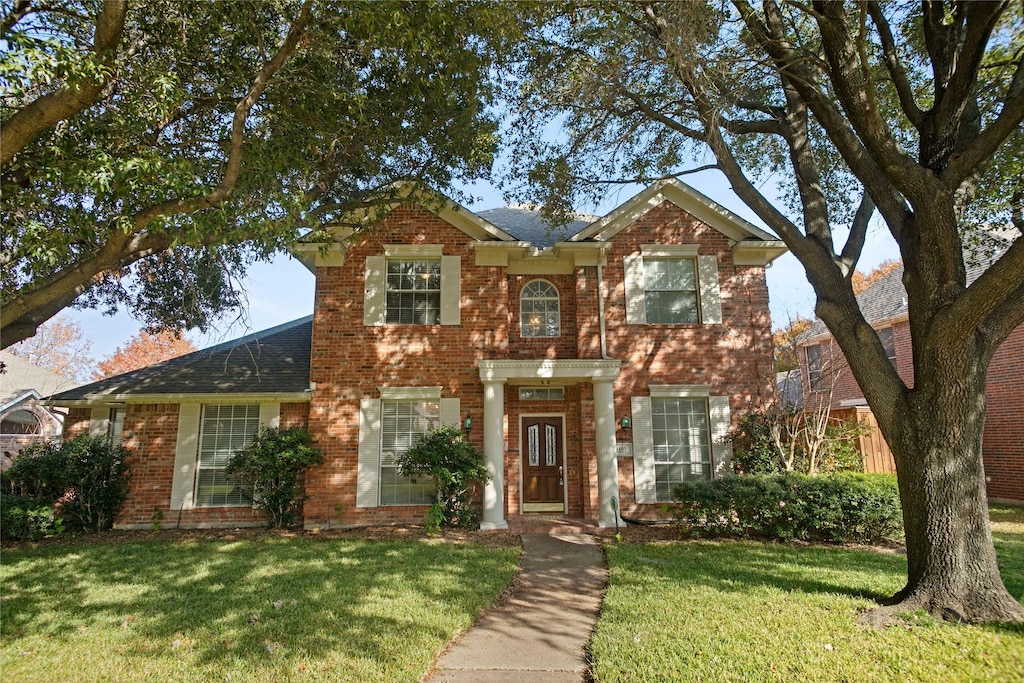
[66,170,900,360]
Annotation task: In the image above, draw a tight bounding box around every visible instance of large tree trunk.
[864,327,1024,624]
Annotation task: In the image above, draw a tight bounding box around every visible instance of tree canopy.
[504,1,1024,622]
[2,0,514,347]
[5,314,95,382]
[93,329,196,380]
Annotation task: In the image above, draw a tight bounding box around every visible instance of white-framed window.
[644,258,699,324]
[877,327,896,366]
[195,404,259,507]
[364,247,461,327]
[631,388,732,505]
[380,400,439,505]
[519,387,565,401]
[623,246,722,325]
[108,407,125,445]
[651,397,712,501]
[806,344,824,391]
[386,259,441,325]
[520,280,560,337]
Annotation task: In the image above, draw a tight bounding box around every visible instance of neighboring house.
[775,369,803,409]
[797,262,1023,503]
[0,351,79,467]
[51,180,787,530]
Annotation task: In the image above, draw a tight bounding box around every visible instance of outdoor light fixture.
[464,416,473,433]
[620,416,631,430]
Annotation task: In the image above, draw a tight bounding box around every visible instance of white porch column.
[593,378,623,528]
[480,379,508,530]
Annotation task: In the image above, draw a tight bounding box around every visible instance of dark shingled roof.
[50,317,313,401]
[477,206,597,248]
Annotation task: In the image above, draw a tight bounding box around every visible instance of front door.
[521,416,564,512]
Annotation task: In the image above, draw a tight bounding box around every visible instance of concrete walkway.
[425,533,608,682]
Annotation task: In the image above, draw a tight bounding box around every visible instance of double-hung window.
[386,259,441,325]
[195,404,259,506]
[379,400,438,505]
[806,344,824,391]
[520,280,560,337]
[623,245,722,325]
[644,258,699,324]
[651,397,712,501]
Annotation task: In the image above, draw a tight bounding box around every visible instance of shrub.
[0,494,64,540]
[731,410,787,475]
[672,472,902,544]
[397,425,490,530]
[226,427,323,528]
[5,435,131,532]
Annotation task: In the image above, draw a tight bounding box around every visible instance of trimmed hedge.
[671,472,902,544]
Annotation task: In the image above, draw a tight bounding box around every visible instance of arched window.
[520,280,560,338]
[1,409,41,435]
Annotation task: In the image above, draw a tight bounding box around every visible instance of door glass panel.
[545,425,556,466]
[528,425,539,466]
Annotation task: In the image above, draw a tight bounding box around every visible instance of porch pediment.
[477,359,621,385]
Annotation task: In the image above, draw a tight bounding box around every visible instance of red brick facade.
[58,184,782,529]
[800,319,1023,503]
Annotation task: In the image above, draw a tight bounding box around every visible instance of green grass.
[1,535,519,682]
[591,506,1024,682]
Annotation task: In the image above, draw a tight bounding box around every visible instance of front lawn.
[1,533,519,682]
[590,506,1024,682]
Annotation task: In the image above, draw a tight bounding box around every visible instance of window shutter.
[697,255,722,324]
[439,398,460,428]
[89,407,110,437]
[258,403,280,430]
[170,404,201,511]
[363,256,386,326]
[708,395,732,477]
[440,255,461,325]
[623,254,646,325]
[357,398,382,508]
[631,396,657,504]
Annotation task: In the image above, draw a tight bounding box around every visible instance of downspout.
[597,250,612,360]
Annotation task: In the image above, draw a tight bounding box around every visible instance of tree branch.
[866,2,923,128]
[943,237,1024,349]
[839,190,874,270]
[0,0,127,169]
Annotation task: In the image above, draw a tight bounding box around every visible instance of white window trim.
[357,390,458,508]
[632,387,732,505]
[520,279,560,338]
[384,244,444,258]
[624,246,722,325]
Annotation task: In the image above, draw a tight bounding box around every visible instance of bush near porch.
[0,532,519,682]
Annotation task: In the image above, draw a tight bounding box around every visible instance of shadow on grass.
[1,534,515,675]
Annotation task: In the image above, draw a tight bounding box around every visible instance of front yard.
[0,531,519,682]
[590,505,1024,682]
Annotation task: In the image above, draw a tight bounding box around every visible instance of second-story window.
[877,327,897,367]
[386,259,441,325]
[806,344,824,391]
[520,280,560,337]
[644,258,699,324]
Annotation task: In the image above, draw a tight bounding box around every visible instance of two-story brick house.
[51,180,787,529]
[797,262,1023,503]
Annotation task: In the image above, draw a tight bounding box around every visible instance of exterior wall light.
[464,416,472,433]
[620,416,631,430]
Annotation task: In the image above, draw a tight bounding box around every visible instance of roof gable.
[569,178,780,244]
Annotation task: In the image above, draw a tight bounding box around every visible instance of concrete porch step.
[505,514,611,535]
